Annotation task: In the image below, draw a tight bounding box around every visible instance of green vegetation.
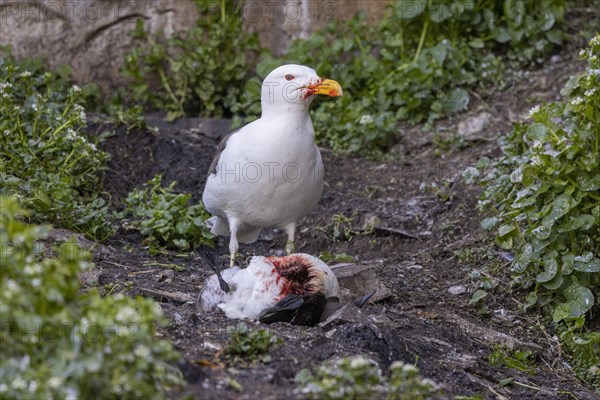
[476,34,600,390]
[121,0,576,156]
[559,317,600,389]
[322,211,378,241]
[223,323,282,365]
[318,251,357,264]
[122,0,260,122]
[477,35,600,323]
[0,49,115,240]
[296,356,438,399]
[488,345,536,373]
[0,197,182,398]
[123,175,214,254]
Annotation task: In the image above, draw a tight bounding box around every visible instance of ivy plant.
[477,35,600,322]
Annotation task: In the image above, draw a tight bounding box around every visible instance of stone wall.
[0,0,388,91]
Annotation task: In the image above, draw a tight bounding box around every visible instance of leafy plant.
[263,0,569,156]
[0,48,115,240]
[322,211,378,242]
[318,251,357,264]
[123,175,214,254]
[476,35,600,323]
[0,196,182,399]
[387,361,438,400]
[295,356,437,399]
[328,212,361,242]
[121,0,577,157]
[223,323,282,365]
[121,0,260,122]
[558,317,600,390]
[488,345,537,373]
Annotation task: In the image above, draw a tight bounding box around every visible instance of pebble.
[448,285,467,295]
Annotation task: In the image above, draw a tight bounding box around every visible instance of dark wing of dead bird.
[259,292,327,326]
[207,129,240,176]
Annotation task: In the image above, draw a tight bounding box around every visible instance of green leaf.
[441,88,469,115]
[526,123,549,141]
[541,193,571,225]
[468,38,485,48]
[552,303,570,322]
[492,27,511,43]
[496,235,513,250]
[557,214,595,232]
[498,224,516,237]
[516,243,534,266]
[396,0,427,19]
[577,174,600,191]
[500,377,514,387]
[562,254,574,274]
[509,166,523,183]
[532,224,552,240]
[542,273,563,290]
[536,256,558,283]
[480,217,499,230]
[429,4,451,22]
[540,11,555,31]
[469,289,488,304]
[523,291,537,311]
[574,257,600,273]
[545,30,563,45]
[553,285,595,322]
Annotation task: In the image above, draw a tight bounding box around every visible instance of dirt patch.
[77,50,598,399]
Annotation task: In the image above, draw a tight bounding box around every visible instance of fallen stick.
[443,314,544,353]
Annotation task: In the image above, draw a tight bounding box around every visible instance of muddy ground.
[74,48,600,400]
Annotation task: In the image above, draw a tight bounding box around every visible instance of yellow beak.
[307,79,343,97]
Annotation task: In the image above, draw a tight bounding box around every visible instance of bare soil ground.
[76,50,600,399]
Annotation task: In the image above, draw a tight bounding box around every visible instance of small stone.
[269,248,286,257]
[331,264,391,302]
[157,269,176,282]
[448,285,467,295]
[407,264,423,270]
[458,112,492,140]
[80,269,102,286]
[320,303,366,330]
[173,312,184,325]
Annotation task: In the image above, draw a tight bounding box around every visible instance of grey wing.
[208,129,240,176]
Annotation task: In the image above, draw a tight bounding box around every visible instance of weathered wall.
[0,0,200,91]
[244,0,387,54]
[0,0,388,91]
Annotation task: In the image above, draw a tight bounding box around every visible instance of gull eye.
[285,74,295,81]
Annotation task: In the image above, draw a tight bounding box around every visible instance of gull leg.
[284,223,296,255]
[229,222,239,268]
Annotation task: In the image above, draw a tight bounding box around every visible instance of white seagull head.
[261,64,343,115]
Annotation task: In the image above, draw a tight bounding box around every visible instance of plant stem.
[413,0,432,63]
[158,66,183,116]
